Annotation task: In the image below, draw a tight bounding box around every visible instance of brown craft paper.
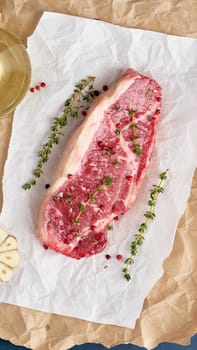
[0,1,197,349]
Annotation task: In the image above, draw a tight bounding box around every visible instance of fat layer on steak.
[37,68,162,259]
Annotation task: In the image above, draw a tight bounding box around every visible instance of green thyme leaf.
[97,184,103,192]
[78,203,86,212]
[103,176,113,186]
[33,169,42,178]
[66,195,72,203]
[73,218,80,225]
[124,273,131,281]
[124,257,133,265]
[105,149,113,156]
[113,161,121,168]
[115,129,121,136]
[89,193,97,201]
[148,199,156,207]
[152,185,164,193]
[139,223,147,233]
[129,109,136,116]
[70,111,78,119]
[137,238,143,246]
[122,268,128,273]
[131,123,138,129]
[144,211,156,220]
[159,169,168,180]
[134,143,142,157]
[150,189,157,199]
[22,183,32,190]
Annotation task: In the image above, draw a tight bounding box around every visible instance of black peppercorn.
[93,90,100,96]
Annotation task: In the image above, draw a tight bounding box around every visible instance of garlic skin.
[0,228,20,283]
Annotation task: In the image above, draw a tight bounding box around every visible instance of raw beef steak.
[37,68,162,259]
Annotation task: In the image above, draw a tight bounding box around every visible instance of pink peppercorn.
[40,82,46,88]
[116,123,121,129]
[67,174,73,179]
[155,109,160,115]
[156,97,161,102]
[30,87,35,93]
[90,225,96,230]
[103,85,109,91]
[98,141,103,147]
[81,110,87,116]
[116,254,122,260]
[43,244,48,250]
[126,175,133,181]
[114,215,119,221]
[98,141,105,150]
[36,85,41,91]
[100,204,105,210]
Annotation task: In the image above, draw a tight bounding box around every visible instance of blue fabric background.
[0,333,197,350]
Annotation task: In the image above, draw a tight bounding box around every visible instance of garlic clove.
[0,262,14,282]
[0,235,18,252]
[0,250,20,268]
[0,227,20,283]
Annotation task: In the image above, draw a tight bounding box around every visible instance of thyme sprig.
[73,176,113,224]
[123,169,169,282]
[129,108,142,157]
[22,77,95,190]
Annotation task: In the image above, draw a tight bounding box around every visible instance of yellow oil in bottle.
[0,28,31,117]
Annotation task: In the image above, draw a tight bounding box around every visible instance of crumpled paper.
[0,12,197,329]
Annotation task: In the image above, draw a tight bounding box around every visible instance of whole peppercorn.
[126,175,133,181]
[103,85,109,91]
[81,110,87,116]
[116,254,123,260]
[105,254,111,260]
[93,90,100,96]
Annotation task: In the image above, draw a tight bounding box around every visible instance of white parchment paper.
[0,12,197,328]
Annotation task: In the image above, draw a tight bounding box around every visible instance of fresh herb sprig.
[73,176,113,224]
[22,77,95,190]
[129,108,142,157]
[123,169,169,282]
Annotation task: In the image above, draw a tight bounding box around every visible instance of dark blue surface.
[0,333,197,350]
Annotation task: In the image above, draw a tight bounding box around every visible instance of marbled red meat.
[37,68,162,259]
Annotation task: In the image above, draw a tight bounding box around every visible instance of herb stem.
[23,77,95,190]
[129,104,142,157]
[73,176,113,225]
[123,169,169,281]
